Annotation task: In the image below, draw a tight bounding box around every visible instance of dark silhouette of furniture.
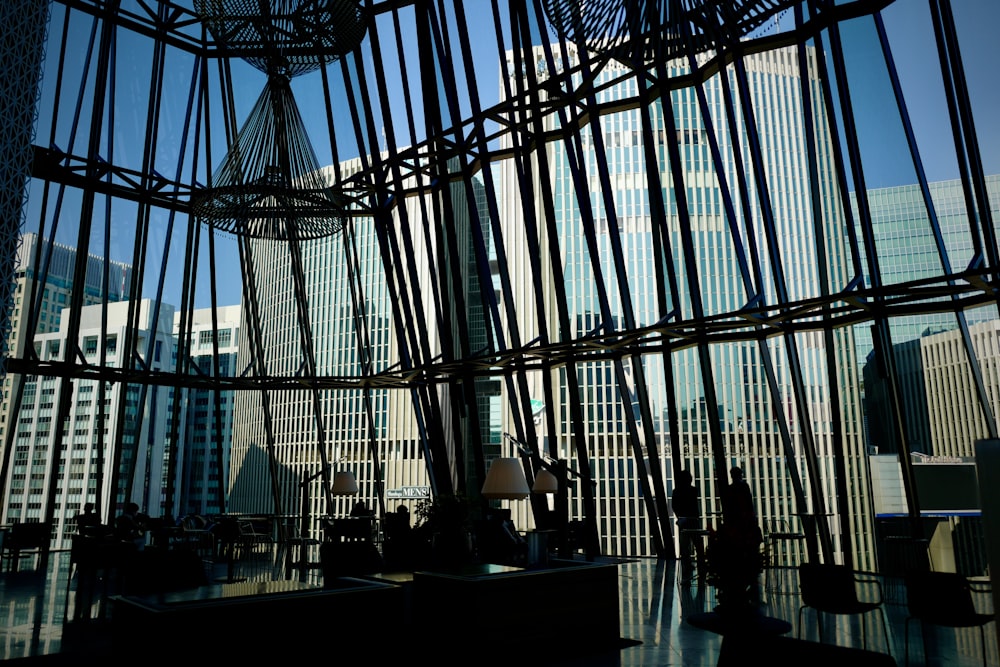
[412,559,620,664]
[64,535,134,621]
[328,517,374,542]
[226,517,272,579]
[320,537,383,580]
[112,577,401,661]
[474,511,528,567]
[798,563,891,654]
[903,570,994,667]
[763,518,805,593]
[280,519,320,578]
[1,521,51,572]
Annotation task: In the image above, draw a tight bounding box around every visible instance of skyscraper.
[855,175,1000,454]
[171,306,240,517]
[496,43,874,566]
[853,175,1000,363]
[0,234,132,457]
[228,158,492,532]
[2,299,171,548]
[227,41,876,568]
[0,234,132,541]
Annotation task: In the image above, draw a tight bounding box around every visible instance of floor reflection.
[0,552,995,666]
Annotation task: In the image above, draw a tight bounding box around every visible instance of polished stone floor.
[0,550,995,666]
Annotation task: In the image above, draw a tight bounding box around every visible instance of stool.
[763,519,805,594]
[677,527,709,586]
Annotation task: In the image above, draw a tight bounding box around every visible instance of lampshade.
[331,470,359,495]
[482,458,531,500]
[532,468,559,494]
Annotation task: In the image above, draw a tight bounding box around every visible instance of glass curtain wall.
[0,0,997,573]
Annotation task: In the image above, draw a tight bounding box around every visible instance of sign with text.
[387,486,431,499]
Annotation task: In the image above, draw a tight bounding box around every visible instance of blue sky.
[853,0,999,188]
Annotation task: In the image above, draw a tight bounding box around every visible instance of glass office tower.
[497,43,872,564]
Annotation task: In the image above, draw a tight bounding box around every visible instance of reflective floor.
[0,551,995,666]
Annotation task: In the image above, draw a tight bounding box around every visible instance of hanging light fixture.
[541,0,796,65]
[331,470,359,495]
[532,468,560,494]
[482,458,531,500]
[194,0,367,78]
[190,74,349,240]
[191,0,368,240]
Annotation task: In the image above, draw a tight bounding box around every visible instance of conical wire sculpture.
[191,74,346,240]
[192,1,366,239]
[194,0,367,77]
[542,0,794,64]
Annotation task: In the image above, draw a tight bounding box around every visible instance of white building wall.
[2,299,171,548]
[921,319,1000,458]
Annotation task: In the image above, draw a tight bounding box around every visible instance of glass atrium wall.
[0,0,997,571]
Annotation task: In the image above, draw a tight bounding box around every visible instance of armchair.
[798,563,891,654]
[903,571,994,667]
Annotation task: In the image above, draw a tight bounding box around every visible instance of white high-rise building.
[2,299,172,547]
[228,158,489,531]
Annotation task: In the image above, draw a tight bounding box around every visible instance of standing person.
[722,466,757,533]
[722,466,762,547]
[382,504,413,571]
[671,470,705,565]
[76,502,100,536]
[717,466,764,605]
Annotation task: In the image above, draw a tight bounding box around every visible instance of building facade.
[170,306,240,517]
[496,44,874,566]
[2,299,172,548]
[853,175,1000,367]
[0,234,132,465]
[228,158,492,533]
[856,175,1000,454]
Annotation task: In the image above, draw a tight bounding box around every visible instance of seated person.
[115,502,147,548]
[476,509,527,566]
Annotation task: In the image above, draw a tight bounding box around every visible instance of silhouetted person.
[383,504,413,570]
[115,502,146,549]
[671,470,705,565]
[76,502,100,536]
[713,467,764,607]
[722,467,757,537]
[390,504,410,529]
[350,501,374,517]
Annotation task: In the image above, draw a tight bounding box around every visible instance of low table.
[112,577,401,660]
[412,559,621,662]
